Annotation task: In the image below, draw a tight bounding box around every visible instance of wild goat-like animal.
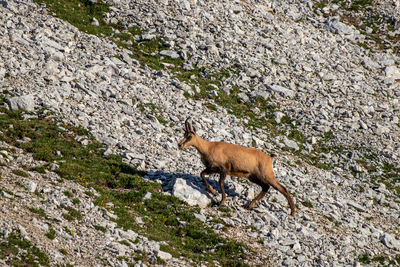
[178,118,296,217]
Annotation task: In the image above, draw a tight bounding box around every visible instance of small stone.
[0,191,12,198]
[347,200,365,212]
[156,250,172,260]
[381,233,400,249]
[325,18,354,35]
[274,112,285,124]
[141,192,152,201]
[18,224,29,239]
[91,17,99,26]
[50,163,60,171]
[214,223,224,230]
[284,138,299,151]
[193,213,207,222]
[26,181,37,193]
[221,217,235,226]
[384,66,400,79]
[268,85,294,98]
[135,217,144,225]
[159,50,180,59]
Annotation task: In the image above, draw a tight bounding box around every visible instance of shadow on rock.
[144,170,239,208]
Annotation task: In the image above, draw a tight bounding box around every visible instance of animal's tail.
[270,153,278,164]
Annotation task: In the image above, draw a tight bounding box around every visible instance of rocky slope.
[0,142,172,266]
[0,0,400,266]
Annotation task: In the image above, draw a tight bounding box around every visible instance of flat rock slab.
[9,95,35,112]
[172,178,211,208]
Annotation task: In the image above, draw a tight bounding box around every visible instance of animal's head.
[178,118,197,150]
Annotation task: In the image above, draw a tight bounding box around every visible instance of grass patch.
[119,240,131,247]
[28,207,49,219]
[12,169,29,177]
[33,0,183,71]
[34,0,113,37]
[30,165,47,173]
[62,206,82,221]
[93,225,107,233]
[358,253,400,265]
[0,231,50,266]
[315,0,400,55]
[46,227,56,240]
[302,200,313,208]
[0,97,250,266]
[59,248,68,255]
[137,102,169,125]
[84,190,94,197]
[63,190,73,198]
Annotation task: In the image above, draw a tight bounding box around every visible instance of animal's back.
[209,142,271,177]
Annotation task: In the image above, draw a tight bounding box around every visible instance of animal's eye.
[186,136,192,141]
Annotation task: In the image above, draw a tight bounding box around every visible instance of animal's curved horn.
[185,117,195,133]
[185,117,191,131]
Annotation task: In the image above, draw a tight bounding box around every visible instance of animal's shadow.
[145,170,243,201]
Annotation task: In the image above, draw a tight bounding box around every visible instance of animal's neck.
[193,135,210,156]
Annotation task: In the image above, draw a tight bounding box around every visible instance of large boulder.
[172,178,211,208]
[8,95,35,112]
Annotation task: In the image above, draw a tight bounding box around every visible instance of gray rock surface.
[172,178,211,208]
[9,95,35,112]
[0,0,399,266]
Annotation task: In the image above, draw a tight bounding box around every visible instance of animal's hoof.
[219,200,226,206]
[244,202,256,209]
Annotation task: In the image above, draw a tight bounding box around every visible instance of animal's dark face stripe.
[181,135,192,146]
[179,133,193,149]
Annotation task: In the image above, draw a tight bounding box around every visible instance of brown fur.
[178,119,296,217]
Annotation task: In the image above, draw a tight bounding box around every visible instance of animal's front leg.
[219,170,227,206]
[200,169,217,195]
[247,184,270,208]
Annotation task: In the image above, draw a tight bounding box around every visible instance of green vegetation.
[46,227,56,240]
[34,0,112,37]
[33,0,182,71]
[30,165,47,173]
[137,102,169,125]
[12,169,29,177]
[119,240,131,247]
[358,253,400,265]
[0,94,250,265]
[62,206,82,221]
[29,207,49,219]
[371,162,400,195]
[302,200,313,208]
[314,0,400,55]
[63,190,73,198]
[30,0,357,187]
[93,225,107,233]
[59,248,68,255]
[0,231,50,266]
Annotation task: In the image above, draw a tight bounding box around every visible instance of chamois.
[178,118,296,217]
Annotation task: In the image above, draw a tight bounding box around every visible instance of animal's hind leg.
[247,184,270,208]
[219,170,227,206]
[200,169,217,195]
[270,181,296,217]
